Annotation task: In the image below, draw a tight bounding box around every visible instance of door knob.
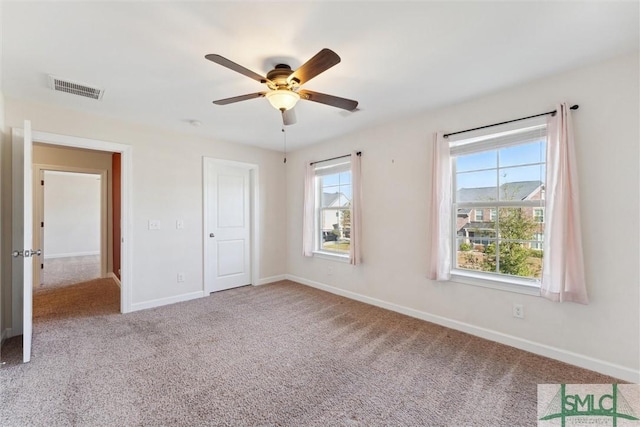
[209,233,215,238]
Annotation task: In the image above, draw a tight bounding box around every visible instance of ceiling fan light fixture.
[265,89,300,111]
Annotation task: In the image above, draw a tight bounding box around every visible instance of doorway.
[36,169,106,289]
[7,125,132,365]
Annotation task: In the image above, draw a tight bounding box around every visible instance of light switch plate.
[176,220,184,229]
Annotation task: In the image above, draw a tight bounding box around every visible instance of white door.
[204,160,251,293]
[11,121,37,363]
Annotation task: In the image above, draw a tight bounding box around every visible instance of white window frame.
[474,209,484,221]
[312,158,352,261]
[448,118,547,295]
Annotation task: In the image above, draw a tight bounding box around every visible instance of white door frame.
[13,129,134,314]
[202,158,260,293]
[33,166,109,289]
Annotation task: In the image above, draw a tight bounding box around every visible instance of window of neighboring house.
[451,121,547,285]
[315,159,352,256]
[531,232,544,250]
[533,208,544,223]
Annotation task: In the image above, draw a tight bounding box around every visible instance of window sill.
[449,269,541,296]
[312,251,350,263]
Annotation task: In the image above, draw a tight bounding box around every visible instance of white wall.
[0,0,6,342]
[0,0,4,341]
[43,171,101,258]
[2,100,287,312]
[286,53,639,381]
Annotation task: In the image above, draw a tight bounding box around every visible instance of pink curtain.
[350,151,362,265]
[302,161,315,257]
[428,132,451,281]
[541,103,588,304]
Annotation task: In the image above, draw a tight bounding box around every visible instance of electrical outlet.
[327,266,333,276]
[148,220,161,230]
[177,273,185,283]
[513,303,524,319]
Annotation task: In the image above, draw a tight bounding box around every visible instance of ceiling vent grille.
[48,75,104,100]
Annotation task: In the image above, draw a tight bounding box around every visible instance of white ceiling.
[2,1,638,152]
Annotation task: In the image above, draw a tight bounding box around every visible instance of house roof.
[323,192,350,207]
[457,181,542,203]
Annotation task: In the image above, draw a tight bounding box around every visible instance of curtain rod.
[310,151,361,166]
[443,104,579,139]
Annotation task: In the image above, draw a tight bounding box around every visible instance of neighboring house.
[456,180,545,249]
[321,192,351,242]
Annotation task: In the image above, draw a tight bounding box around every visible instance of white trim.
[109,272,121,289]
[202,158,260,294]
[29,129,133,313]
[43,251,100,260]
[130,291,204,312]
[312,251,350,263]
[286,274,639,383]
[450,270,541,296]
[256,275,287,285]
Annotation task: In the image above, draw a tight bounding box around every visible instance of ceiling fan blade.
[212,92,266,105]
[298,89,358,111]
[205,54,271,84]
[287,48,341,86]
[282,108,297,126]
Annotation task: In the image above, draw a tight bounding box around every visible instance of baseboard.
[287,274,639,383]
[256,275,287,286]
[130,291,204,312]
[44,251,100,260]
[108,272,122,288]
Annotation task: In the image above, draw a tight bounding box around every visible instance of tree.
[483,208,538,277]
[341,202,351,230]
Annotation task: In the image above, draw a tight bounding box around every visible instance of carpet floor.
[40,255,102,289]
[0,279,618,426]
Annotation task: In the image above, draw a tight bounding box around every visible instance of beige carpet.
[40,255,101,289]
[1,279,618,426]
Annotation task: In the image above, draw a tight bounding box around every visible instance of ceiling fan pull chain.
[282,127,287,164]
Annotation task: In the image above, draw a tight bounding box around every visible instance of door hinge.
[41,221,44,227]
[41,180,44,186]
[41,263,44,269]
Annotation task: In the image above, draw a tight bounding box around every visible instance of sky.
[456,141,546,190]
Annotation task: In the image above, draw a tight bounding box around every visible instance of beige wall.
[286,53,639,381]
[2,100,287,320]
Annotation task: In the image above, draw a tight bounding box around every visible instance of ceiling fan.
[205,48,358,126]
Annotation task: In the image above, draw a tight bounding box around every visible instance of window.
[533,208,544,223]
[451,122,546,283]
[531,232,544,250]
[315,159,352,256]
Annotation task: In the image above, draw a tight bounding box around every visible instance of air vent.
[48,75,104,100]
